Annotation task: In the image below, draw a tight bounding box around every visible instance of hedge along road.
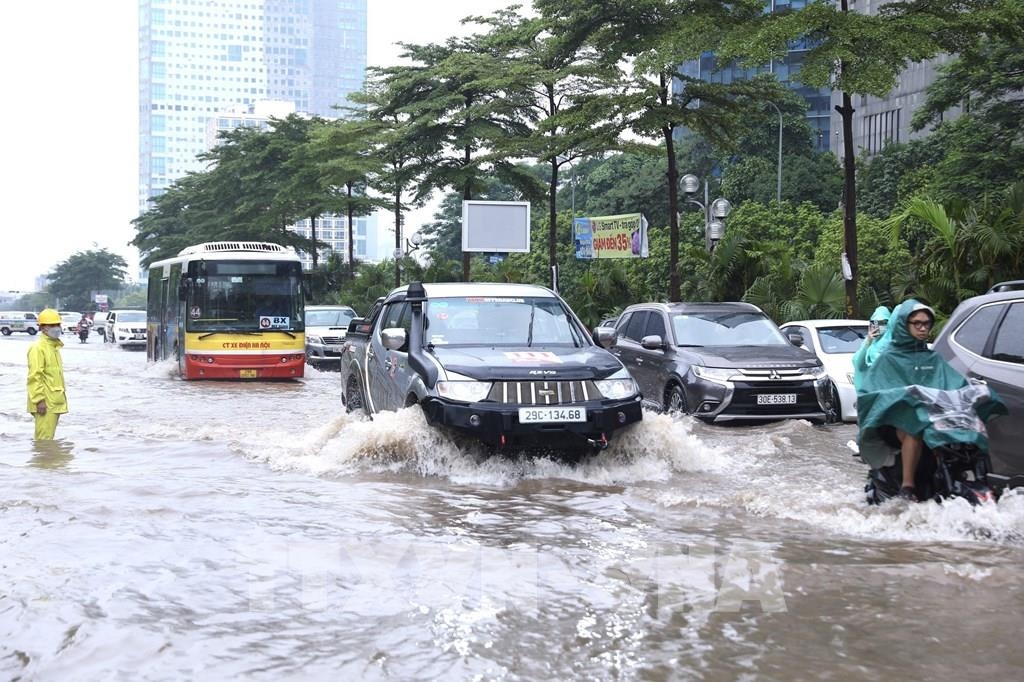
[1,332,1023,679]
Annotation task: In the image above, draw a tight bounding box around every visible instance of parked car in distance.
[59,311,82,335]
[106,309,147,348]
[932,284,1024,485]
[304,304,358,368]
[779,319,869,422]
[609,302,832,423]
[0,311,39,336]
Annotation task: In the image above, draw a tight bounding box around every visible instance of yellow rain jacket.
[26,335,68,414]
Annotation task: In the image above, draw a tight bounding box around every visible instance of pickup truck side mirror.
[593,326,617,349]
[640,334,665,350]
[786,331,805,347]
[381,327,407,351]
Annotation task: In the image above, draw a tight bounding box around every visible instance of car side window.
[615,312,632,337]
[953,304,1004,355]
[379,302,405,335]
[989,302,1024,364]
[645,312,667,340]
[624,311,649,342]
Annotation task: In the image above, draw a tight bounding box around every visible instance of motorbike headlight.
[595,377,638,400]
[692,366,736,382]
[436,381,492,403]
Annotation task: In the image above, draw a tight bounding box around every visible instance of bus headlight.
[436,381,492,403]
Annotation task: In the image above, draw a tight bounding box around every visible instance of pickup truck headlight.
[436,380,492,403]
[307,335,323,344]
[595,377,638,400]
[692,366,736,382]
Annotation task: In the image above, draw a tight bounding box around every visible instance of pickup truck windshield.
[425,297,584,347]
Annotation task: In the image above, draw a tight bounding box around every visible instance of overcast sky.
[0,0,514,292]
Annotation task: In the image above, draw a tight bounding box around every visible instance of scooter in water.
[853,383,1001,506]
[77,324,90,343]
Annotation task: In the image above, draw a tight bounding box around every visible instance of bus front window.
[186,261,304,332]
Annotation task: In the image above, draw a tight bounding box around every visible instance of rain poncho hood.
[851,305,892,392]
[855,299,1006,468]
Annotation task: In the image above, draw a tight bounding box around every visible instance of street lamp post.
[765,101,783,204]
[393,231,422,285]
[680,174,732,252]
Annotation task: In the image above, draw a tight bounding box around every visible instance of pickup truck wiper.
[198,330,260,340]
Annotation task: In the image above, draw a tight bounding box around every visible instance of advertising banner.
[573,213,649,260]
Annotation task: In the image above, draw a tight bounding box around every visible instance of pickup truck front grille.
[486,380,599,406]
[321,336,345,345]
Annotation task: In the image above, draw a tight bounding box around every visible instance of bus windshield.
[185,260,304,332]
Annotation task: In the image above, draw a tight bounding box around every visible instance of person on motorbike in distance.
[852,305,891,393]
[855,299,1004,502]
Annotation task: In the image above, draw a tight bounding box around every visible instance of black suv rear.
[606,302,831,423]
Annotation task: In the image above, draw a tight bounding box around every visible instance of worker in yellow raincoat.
[26,309,68,440]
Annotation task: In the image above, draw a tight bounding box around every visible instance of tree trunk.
[838,1,859,319]
[661,73,681,302]
[838,89,859,319]
[462,144,473,282]
[309,214,319,270]
[346,182,355,279]
[550,158,559,292]
[394,192,402,288]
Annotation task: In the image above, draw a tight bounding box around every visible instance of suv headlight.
[436,381,492,403]
[595,377,638,400]
[692,366,736,382]
[808,365,829,380]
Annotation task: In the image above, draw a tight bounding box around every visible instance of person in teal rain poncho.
[852,305,891,393]
[856,299,1006,501]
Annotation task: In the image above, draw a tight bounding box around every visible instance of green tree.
[720,0,1014,317]
[47,249,128,311]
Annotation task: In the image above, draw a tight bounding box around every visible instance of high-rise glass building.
[677,0,832,152]
[138,0,368,260]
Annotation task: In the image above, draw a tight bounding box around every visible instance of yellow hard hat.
[37,308,61,325]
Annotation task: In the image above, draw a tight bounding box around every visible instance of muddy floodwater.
[2,333,1023,680]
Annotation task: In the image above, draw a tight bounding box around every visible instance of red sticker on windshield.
[504,351,562,364]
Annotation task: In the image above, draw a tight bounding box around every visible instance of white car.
[59,311,83,335]
[0,311,39,336]
[304,305,357,367]
[105,309,147,348]
[780,319,870,422]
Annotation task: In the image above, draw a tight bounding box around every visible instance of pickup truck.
[340,282,643,453]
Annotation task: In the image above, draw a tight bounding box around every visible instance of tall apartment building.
[677,0,833,152]
[138,0,368,265]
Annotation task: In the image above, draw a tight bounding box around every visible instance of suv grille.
[486,380,599,405]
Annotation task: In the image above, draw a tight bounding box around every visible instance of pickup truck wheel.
[1,328,10,336]
[664,384,688,415]
[345,376,367,415]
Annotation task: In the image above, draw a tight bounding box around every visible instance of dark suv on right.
[606,302,832,423]
[932,284,1024,483]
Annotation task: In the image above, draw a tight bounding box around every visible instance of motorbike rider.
[76,314,91,342]
[856,299,1005,501]
[852,305,891,393]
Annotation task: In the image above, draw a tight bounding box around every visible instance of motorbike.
[78,324,90,343]
[854,383,1001,506]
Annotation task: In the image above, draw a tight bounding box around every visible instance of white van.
[0,312,39,336]
[105,309,147,348]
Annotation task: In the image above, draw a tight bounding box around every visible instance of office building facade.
[138,0,368,264]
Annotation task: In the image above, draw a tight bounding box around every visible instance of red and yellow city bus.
[147,242,306,379]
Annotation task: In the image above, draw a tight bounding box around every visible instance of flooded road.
[2,333,1023,679]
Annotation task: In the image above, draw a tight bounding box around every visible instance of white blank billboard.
[461,200,531,253]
